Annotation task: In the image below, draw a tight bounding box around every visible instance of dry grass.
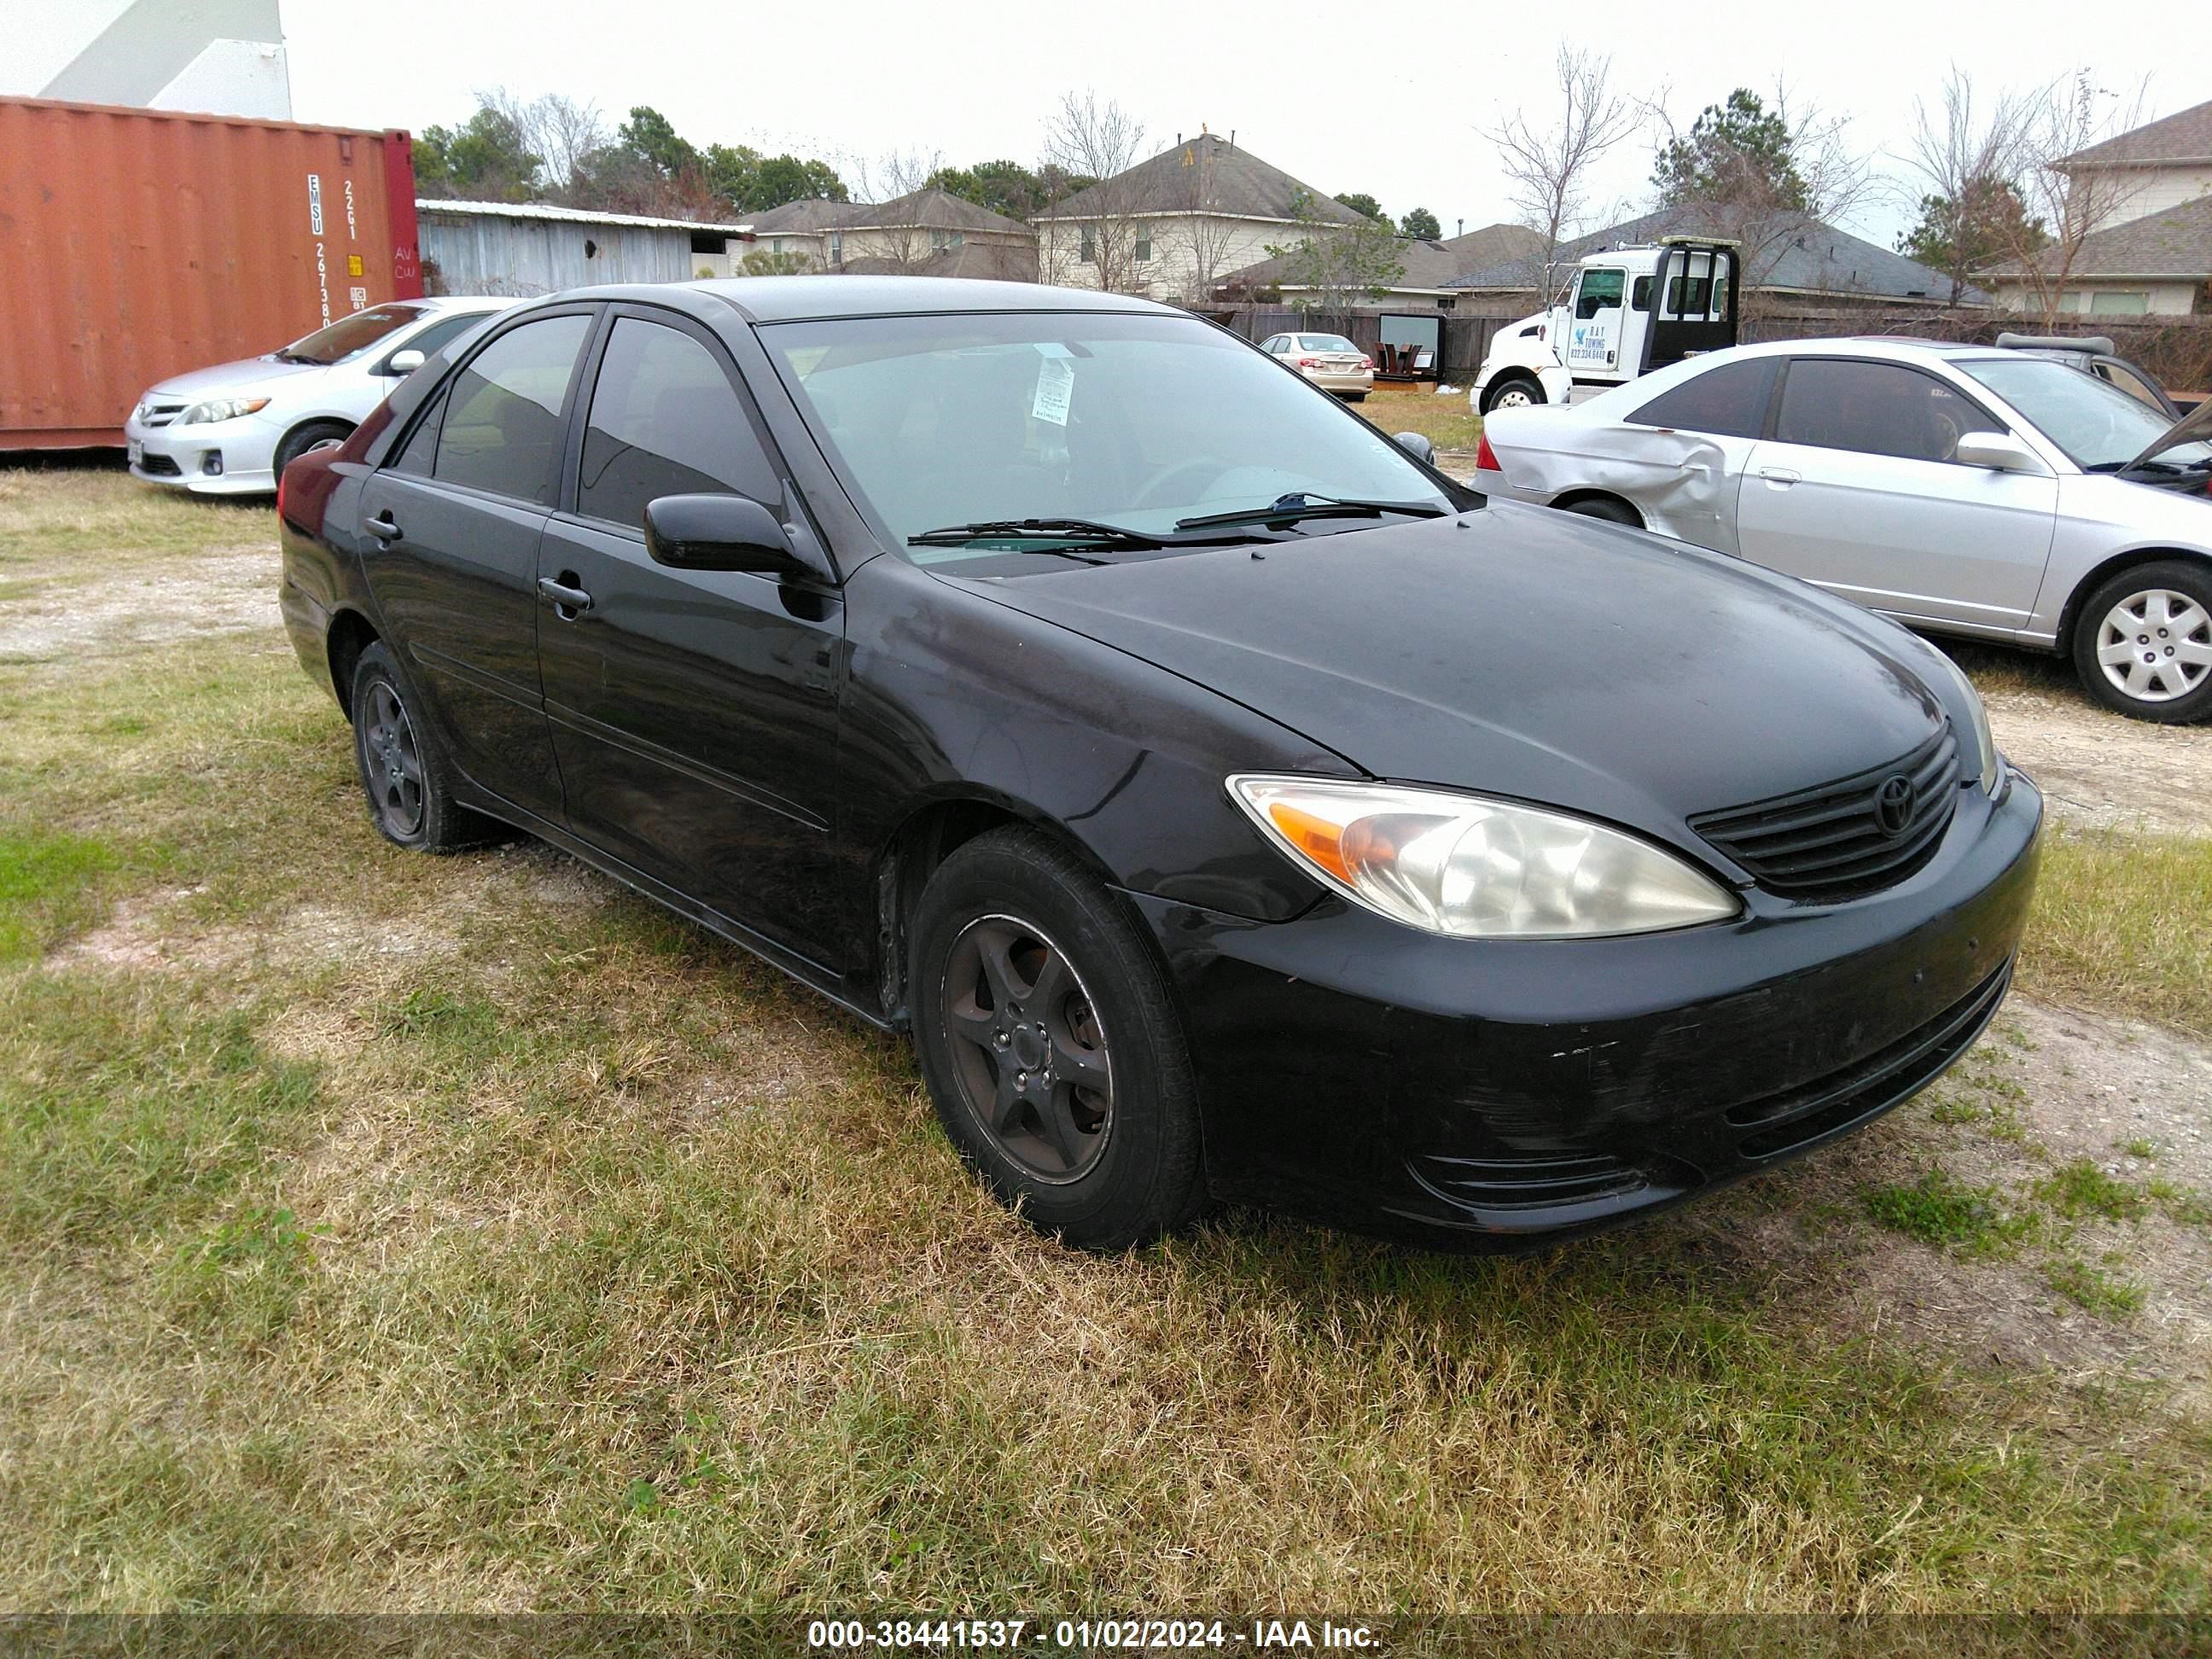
[1353,385,1484,456]
[1,469,2208,1616]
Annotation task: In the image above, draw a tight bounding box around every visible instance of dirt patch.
[0,541,278,663]
[1691,993,2212,1410]
[1982,685,2212,835]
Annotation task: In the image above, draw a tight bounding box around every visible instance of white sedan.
[1476,337,2212,721]
[125,297,516,496]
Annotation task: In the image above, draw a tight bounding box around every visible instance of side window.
[577,317,778,531]
[1631,276,1651,311]
[398,311,493,364]
[1574,268,1625,319]
[391,389,445,477]
[1628,358,1778,439]
[433,314,592,504]
[1773,359,1986,464]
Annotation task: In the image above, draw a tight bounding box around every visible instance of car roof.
[527,275,1186,325]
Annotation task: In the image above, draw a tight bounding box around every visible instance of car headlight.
[1228,775,1740,939]
[1926,650,2000,793]
[176,396,271,425]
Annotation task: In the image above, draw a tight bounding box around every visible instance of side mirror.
[384,348,426,376]
[644,492,805,576]
[1954,431,2044,474]
[1394,431,1435,465]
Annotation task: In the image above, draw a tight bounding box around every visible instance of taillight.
[1296,357,1319,368]
[1476,434,1502,472]
[1359,357,1373,370]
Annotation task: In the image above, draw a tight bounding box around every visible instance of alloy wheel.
[940,913,1114,1184]
[363,680,426,836]
[2095,588,2212,703]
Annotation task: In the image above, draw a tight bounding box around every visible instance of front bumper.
[1131,768,2042,1247]
[123,410,281,496]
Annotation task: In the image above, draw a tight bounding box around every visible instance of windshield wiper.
[1173,493,1447,532]
[908,517,1165,550]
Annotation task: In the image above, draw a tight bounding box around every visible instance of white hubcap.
[1494,387,1534,409]
[2097,588,2212,703]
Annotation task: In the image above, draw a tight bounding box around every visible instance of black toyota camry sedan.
[277,276,2041,1251]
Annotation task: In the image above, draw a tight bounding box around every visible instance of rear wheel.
[1481,375,1545,415]
[2071,561,2212,723]
[910,827,1206,1250]
[1560,495,1640,527]
[350,643,495,850]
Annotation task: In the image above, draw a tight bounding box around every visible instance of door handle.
[1758,467,1801,486]
[365,511,402,541]
[538,574,593,615]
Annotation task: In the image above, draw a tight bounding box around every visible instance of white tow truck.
[1470,237,1740,415]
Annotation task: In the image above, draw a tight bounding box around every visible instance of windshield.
[763,311,1451,566]
[1956,356,2207,473]
[277,305,427,365]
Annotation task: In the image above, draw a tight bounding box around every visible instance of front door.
[534,309,847,968]
[1735,356,2058,634]
[1563,265,1627,381]
[356,307,596,816]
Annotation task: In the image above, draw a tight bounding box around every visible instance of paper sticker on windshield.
[1033,357,1074,427]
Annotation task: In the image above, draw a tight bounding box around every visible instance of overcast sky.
[286,0,2186,251]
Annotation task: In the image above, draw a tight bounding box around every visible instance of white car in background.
[1256,331,1375,399]
[1476,338,2212,722]
[125,297,516,495]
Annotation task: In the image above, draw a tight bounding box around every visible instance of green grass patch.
[2044,1255,2149,1318]
[2034,1158,2151,1224]
[0,828,116,962]
[1862,1167,2034,1256]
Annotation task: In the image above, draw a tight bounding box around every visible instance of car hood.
[2122,394,2212,473]
[145,356,325,403]
[957,505,1952,854]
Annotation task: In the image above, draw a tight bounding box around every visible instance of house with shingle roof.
[1214,223,1545,311]
[1449,207,1979,308]
[1031,131,1365,303]
[743,188,1035,277]
[1979,97,2212,317]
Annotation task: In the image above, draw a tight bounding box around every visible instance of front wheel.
[910,828,1206,1250]
[1481,375,1545,415]
[275,420,352,480]
[2070,561,2212,723]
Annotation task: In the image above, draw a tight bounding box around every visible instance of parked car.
[125,298,516,495]
[278,278,2039,1251]
[1994,331,2184,419]
[1478,339,2212,722]
[1257,332,1374,399]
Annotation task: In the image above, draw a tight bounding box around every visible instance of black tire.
[349,642,494,851]
[910,827,1206,1250]
[275,420,352,480]
[1481,375,1545,415]
[1344,393,1368,403]
[2069,560,2212,724]
[1560,495,1641,527]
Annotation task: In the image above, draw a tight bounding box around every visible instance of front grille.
[135,452,180,477]
[1727,959,2011,1161]
[1412,1150,1650,1213]
[137,402,185,428]
[1691,724,1959,901]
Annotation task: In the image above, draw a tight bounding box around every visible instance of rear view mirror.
[644,493,803,576]
[1954,431,2044,474]
[1394,431,1436,465]
[384,349,426,375]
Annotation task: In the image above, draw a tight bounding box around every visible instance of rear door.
[1735,355,2058,634]
[357,307,596,817]
[534,306,847,968]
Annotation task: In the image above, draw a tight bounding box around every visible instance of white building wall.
[1993,277,2201,317]
[2092,166,2212,229]
[1040,215,1320,302]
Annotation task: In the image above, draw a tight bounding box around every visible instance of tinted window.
[1631,276,1651,311]
[578,318,777,529]
[1773,358,1984,463]
[1574,269,1624,319]
[1629,358,1777,439]
[391,389,445,477]
[433,314,591,504]
[399,311,495,364]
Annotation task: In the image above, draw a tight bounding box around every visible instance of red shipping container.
[0,96,422,449]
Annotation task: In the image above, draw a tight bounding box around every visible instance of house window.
[689,231,728,255]
[1136,233,1152,262]
[2088,290,2151,316]
[1080,227,1097,263]
[830,232,843,265]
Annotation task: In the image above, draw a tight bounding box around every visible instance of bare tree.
[1898,65,2041,305]
[1039,93,1151,293]
[1483,48,1640,298]
[1151,137,1244,303]
[849,148,944,269]
[1994,69,2154,326]
[479,88,608,195]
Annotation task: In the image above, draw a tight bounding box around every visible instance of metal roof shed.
[416,199,757,295]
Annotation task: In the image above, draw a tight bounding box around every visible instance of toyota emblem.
[1874,774,1916,837]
